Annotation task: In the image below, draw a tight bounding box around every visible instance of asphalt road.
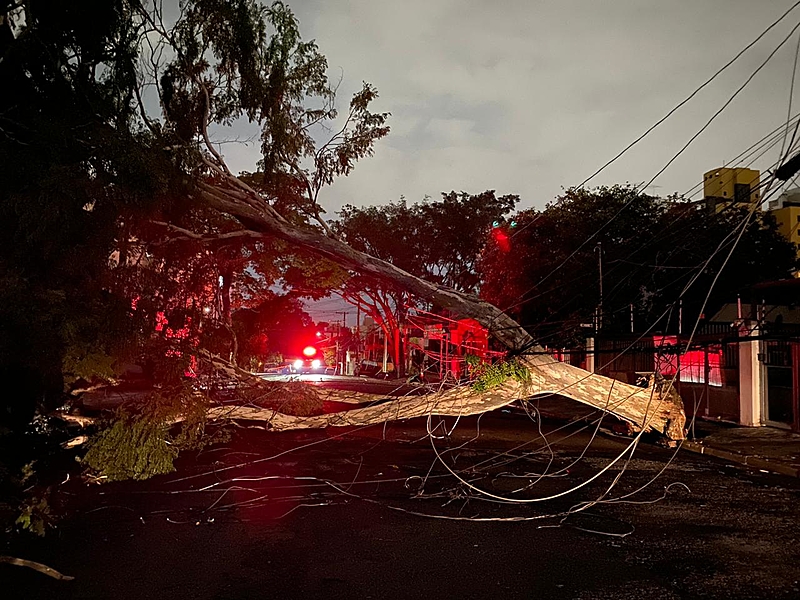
[3,410,800,599]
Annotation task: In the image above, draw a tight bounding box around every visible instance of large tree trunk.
[199,355,683,439]
[206,371,682,439]
[195,184,686,440]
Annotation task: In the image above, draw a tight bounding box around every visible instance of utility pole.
[595,242,603,331]
[342,312,350,374]
[630,303,634,334]
[355,305,360,367]
[677,299,683,395]
[335,324,340,375]
[382,330,388,373]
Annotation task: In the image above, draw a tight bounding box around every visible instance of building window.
[734,183,750,203]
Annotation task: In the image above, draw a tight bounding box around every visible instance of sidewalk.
[531,396,800,478]
[682,419,800,478]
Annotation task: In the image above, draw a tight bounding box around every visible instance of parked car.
[356,360,397,378]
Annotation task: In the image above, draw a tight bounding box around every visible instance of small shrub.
[15,496,52,537]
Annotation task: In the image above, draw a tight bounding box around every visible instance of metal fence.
[594,335,740,423]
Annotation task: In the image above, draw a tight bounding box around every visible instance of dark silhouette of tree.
[232,292,314,369]
[0,0,165,427]
[479,185,799,347]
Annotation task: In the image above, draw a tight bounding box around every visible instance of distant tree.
[333,192,517,376]
[478,185,799,347]
[418,191,520,293]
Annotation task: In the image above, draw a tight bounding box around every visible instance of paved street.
[3,410,800,599]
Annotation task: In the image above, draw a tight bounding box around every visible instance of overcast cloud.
[217,0,800,216]
[211,1,800,321]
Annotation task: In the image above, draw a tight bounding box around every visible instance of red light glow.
[492,229,510,252]
[302,345,317,357]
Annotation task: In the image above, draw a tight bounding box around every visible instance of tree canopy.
[478,186,800,347]
[0,0,166,426]
[331,191,517,375]
[0,0,391,426]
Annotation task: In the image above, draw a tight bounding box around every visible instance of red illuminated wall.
[654,336,722,387]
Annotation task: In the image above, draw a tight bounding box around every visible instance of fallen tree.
[70,356,684,440]
[128,0,685,441]
[206,372,683,439]
[189,189,685,440]
[14,1,683,443]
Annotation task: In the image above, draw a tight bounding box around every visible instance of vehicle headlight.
[293,359,304,370]
[311,359,321,369]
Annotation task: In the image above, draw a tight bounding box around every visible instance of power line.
[639,17,800,195]
[512,3,800,242]
[681,110,800,199]
[779,29,800,161]
[576,0,800,190]
[500,22,800,320]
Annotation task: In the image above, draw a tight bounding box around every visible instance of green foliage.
[335,191,518,293]
[161,0,388,206]
[1,461,56,537]
[276,249,349,301]
[464,354,481,366]
[471,360,530,392]
[15,496,53,537]
[61,351,118,385]
[82,388,217,482]
[83,415,178,481]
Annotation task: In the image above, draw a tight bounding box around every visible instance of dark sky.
[218,0,800,215]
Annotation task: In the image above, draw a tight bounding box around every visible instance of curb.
[681,440,800,478]
[535,408,800,479]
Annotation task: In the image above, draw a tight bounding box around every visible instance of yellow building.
[703,167,761,212]
[768,190,800,266]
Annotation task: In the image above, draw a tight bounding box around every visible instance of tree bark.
[195,184,686,440]
[207,378,529,429]
[203,370,683,440]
